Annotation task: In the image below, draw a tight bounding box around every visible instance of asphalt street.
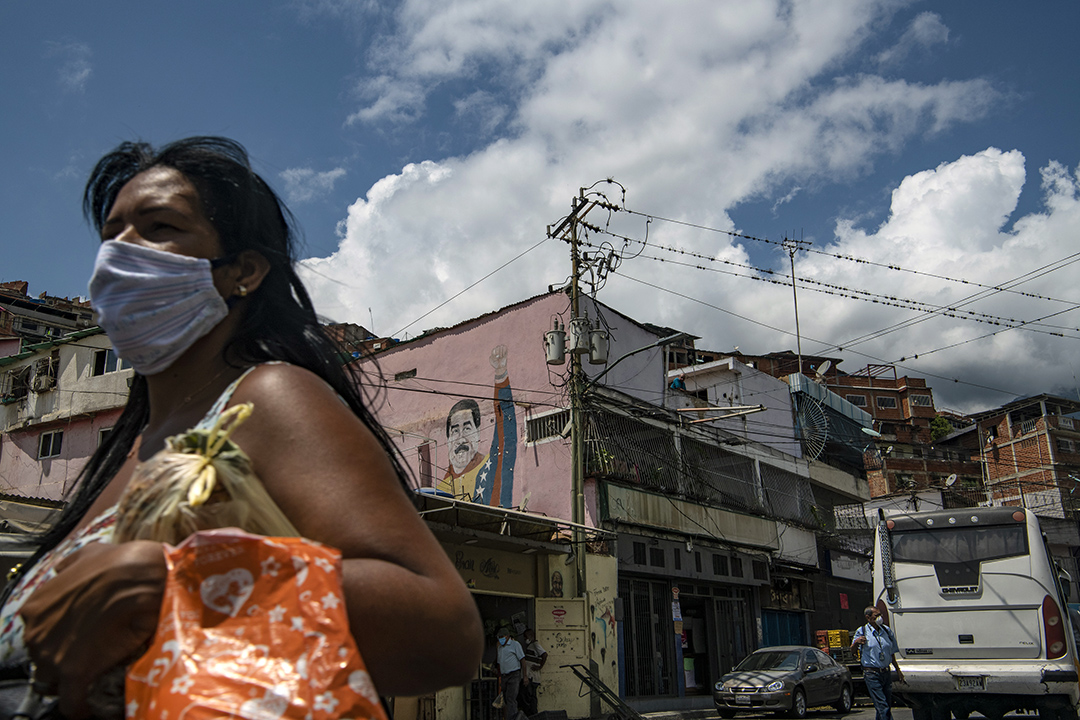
[653,704,1038,720]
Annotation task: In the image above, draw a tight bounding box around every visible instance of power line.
[391,235,551,338]
[614,271,1023,400]
[580,232,1080,341]
[618,206,1079,307]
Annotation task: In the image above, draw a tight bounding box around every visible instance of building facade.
[1,328,131,502]
[361,291,873,716]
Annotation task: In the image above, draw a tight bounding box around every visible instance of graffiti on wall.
[438,345,517,507]
[549,570,563,598]
[591,584,617,666]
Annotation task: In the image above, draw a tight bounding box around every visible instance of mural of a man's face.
[551,570,563,598]
[448,408,481,474]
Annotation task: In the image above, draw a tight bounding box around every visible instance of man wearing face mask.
[852,605,904,720]
[496,626,528,720]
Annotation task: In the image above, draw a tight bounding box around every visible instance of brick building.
[967,394,1080,514]
[825,364,982,501]
[0,281,94,349]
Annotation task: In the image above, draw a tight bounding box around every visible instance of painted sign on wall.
[442,543,536,595]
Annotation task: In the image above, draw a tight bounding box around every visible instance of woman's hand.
[20,540,167,720]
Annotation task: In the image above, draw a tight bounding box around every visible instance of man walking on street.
[497,626,529,720]
[852,605,904,720]
[518,628,547,717]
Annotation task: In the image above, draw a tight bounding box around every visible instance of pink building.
[365,292,666,522]
[1,329,130,501]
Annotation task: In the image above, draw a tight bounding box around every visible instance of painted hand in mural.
[490,344,508,380]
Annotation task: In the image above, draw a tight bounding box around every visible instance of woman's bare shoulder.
[236,362,337,395]
[228,363,355,418]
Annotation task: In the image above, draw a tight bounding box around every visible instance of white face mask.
[89,240,232,375]
[875,616,884,627]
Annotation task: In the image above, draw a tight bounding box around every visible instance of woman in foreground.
[0,136,483,719]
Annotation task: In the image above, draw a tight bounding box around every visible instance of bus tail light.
[1043,595,1067,659]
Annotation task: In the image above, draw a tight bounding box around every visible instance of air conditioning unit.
[31,373,56,393]
[32,357,57,392]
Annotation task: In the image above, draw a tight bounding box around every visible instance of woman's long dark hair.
[13,136,412,584]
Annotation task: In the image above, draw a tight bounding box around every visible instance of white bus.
[872,506,1080,720]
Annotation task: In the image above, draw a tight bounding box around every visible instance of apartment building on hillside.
[826,364,982,500]
[0,281,94,349]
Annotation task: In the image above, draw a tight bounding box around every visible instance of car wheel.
[834,684,853,714]
[788,689,807,720]
[719,710,737,719]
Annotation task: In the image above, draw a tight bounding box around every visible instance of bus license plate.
[955,676,985,691]
[735,695,751,705]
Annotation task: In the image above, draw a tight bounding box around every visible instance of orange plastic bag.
[125,528,387,720]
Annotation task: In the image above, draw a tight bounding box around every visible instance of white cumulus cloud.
[296,1,1080,412]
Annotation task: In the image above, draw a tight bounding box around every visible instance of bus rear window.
[892,525,1028,564]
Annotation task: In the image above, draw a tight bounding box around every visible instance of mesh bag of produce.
[113,403,298,544]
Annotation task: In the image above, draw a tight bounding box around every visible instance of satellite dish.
[795,394,828,460]
[945,474,957,487]
[812,359,832,385]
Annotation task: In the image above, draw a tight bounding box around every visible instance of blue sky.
[2,1,1078,414]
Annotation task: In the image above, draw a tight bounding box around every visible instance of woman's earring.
[236,285,248,298]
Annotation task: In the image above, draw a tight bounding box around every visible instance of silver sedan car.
[713,646,854,719]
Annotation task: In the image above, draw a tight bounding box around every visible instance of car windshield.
[735,650,800,672]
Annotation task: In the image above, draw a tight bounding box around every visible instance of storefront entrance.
[620,577,676,697]
[715,589,755,675]
[472,593,532,720]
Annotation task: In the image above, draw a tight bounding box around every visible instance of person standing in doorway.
[497,626,528,720]
[518,628,547,716]
[852,605,904,720]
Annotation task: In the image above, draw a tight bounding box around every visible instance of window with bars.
[3,366,31,401]
[731,557,744,577]
[752,560,768,581]
[525,408,571,443]
[846,394,867,407]
[649,547,665,568]
[712,554,728,576]
[876,396,898,409]
[910,395,933,407]
[632,541,647,565]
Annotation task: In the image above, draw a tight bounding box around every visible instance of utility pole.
[783,237,811,376]
[548,191,594,595]
[570,194,585,530]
